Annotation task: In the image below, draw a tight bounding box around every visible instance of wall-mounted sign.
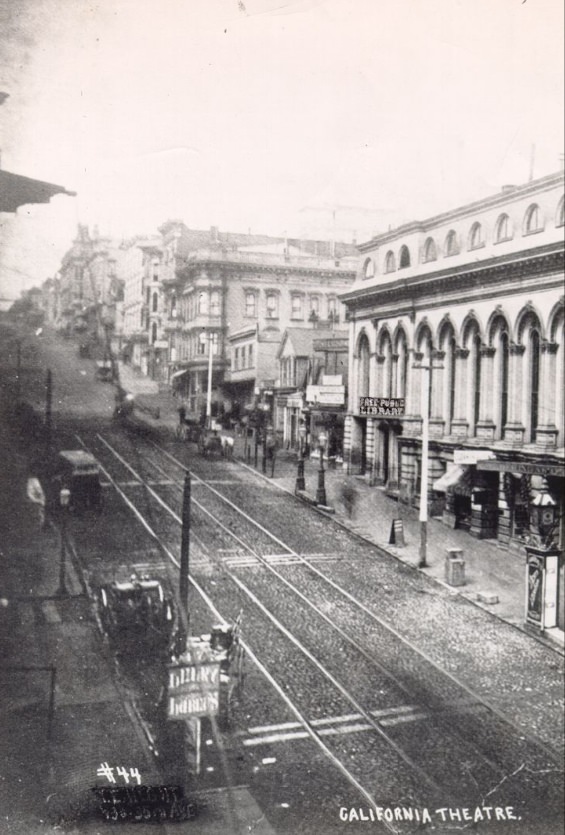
[306,384,345,406]
[477,460,565,478]
[454,449,496,465]
[359,397,405,417]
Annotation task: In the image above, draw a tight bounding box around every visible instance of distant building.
[341,172,564,554]
[158,221,357,422]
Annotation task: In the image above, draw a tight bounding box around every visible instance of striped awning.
[433,465,473,495]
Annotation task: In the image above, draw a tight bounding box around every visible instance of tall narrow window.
[500,331,509,432]
[152,292,158,313]
[210,290,220,316]
[358,335,370,398]
[473,334,481,431]
[530,329,540,441]
[291,295,303,319]
[469,222,483,250]
[448,336,456,425]
[245,292,256,317]
[151,322,157,344]
[266,293,278,318]
[198,292,208,315]
[363,258,375,279]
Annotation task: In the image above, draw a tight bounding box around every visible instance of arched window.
[152,292,158,313]
[399,245,410,269]
[473,333,482,431]
[445,230,459,256]
[384,251,396,273]
[495,213,511,243]
[499,331,509,434]
[358,334,370,399]
[198,292,208,315]
[379,332,393,396]
[469,222,483,250]
[524,203,543,234]
[423,237,437,263]
[556,195,565,227]
[363,258,375,279]
[529,328,540,441]
[394,330,409,399]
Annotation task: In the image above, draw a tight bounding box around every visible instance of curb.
[232,455,565,657]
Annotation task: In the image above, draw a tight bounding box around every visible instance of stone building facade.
[341,172,564,555]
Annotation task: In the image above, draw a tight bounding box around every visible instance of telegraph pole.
[418,362,431,568]
[45,369,53,451]
[179,471,191,647]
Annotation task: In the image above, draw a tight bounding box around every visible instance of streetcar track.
[89,433,534,795]
[75,432,400,827]
[146,438,563,768]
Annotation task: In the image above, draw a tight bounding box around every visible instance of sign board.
[359,397,405,417]
[454,449,496,465]
[477,460,565,478]
[167,661,220,719]
[525,550,559,630]
[306,384,345,406]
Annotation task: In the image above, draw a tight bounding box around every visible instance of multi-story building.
[341,172,564,559]
[159,224,357,422]
[121,239,166,377]
[56,225,123,348]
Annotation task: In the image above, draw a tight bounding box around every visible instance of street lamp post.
[295,424,307,493]
[316,431,328,507]
[199,330,215,429]
[57,488,71,596]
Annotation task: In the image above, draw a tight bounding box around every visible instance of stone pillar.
[430,349,445,438]
[504,343,526,444]
[536,341,558,447]
[476,345,496,441]
[451,347,469,438]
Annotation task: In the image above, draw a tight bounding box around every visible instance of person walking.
[341,479,357,520]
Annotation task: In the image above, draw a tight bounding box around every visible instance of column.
[430,349,445,438]
[476,345,496,441]
[536,342,558,447]
[504,343,526,444]
[450,347,469,438]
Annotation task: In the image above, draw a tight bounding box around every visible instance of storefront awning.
[0,169,76,212]
[170,369,190,381]
[433,465,471,493]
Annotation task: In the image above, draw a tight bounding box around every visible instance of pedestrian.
[26,475,46,531]
[341,480,357,520]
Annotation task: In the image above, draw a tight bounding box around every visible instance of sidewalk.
[230,435,565,652]
[0,416,274,834]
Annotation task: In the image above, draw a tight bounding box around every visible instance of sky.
[0,0,563,298]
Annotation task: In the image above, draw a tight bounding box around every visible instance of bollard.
[445,548,465,586]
